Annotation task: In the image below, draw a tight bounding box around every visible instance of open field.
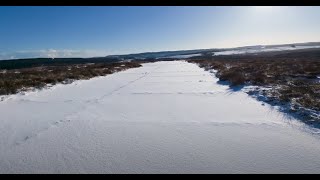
[1,61,320,173]
[1,48,320,125]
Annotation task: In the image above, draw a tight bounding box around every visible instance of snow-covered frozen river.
[1,61,320,173]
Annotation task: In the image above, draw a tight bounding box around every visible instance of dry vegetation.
[188,56,320,122]
[0,62,141,96]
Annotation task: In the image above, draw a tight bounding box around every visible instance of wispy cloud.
[0,49,115,60]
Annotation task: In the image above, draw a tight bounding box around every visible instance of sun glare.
[255,6,273,9]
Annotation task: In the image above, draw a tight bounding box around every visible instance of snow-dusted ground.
[164,53,202,59]
[214,45,320,56]
[1,61,320,173]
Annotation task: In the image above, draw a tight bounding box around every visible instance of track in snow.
[0,61,320,173]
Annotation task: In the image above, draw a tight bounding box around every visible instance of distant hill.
[0,57,121,70]
[106,41,320,60]
[106,48,220,60]
[1,41,320,70]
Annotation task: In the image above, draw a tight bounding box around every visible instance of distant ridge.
[1,41,320,61]
[106,41,320,60]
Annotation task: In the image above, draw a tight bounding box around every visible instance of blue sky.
[0,6,320,59]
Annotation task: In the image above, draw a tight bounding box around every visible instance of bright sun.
[255,6,273,9]
[253,6,277,13]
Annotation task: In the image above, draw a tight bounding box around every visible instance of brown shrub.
[219,70,246,86]
[0,62,141,96]
[188,57,320,115]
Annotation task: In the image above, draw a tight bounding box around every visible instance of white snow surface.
[214,45,320,55]
[1,61,320,173]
